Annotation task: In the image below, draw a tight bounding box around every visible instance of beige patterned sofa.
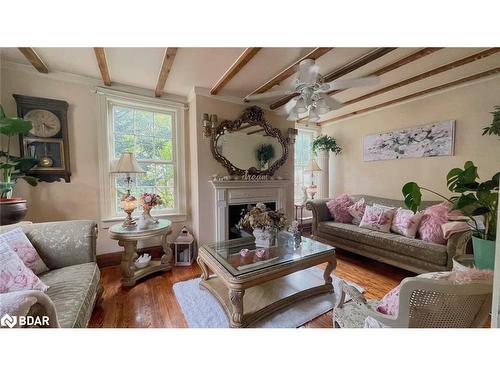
[306,195,472,274]
[0,220,102,328]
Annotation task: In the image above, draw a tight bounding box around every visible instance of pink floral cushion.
[359,205,395,233]
[376,269,494,316]
[391,208,424,238]
[347,198,366,225]
[0,228,49,275]
[418,202,452,244]
[0,241,48,293]
[326,194,354,223]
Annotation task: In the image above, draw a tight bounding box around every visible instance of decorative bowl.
[135,253,151,269]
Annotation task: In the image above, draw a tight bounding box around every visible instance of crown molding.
[321,73,500,127]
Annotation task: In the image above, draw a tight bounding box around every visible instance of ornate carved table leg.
[323,258,336,292]
[120,240,138,286]
[160,233,173,266]
[229,289,245,328]
[197,256,210,281]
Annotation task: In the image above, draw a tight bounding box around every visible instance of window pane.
[154,113,172,138]
[135,110,154,135]
[114,134,136,158]
[137,163,156,186]
[156,187,174,209]
[135,136,154,159]
[154,138,173,160]
[113,106,134,134]
[156,164,174,187]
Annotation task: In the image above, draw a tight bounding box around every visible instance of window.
[97,88,186,223]
[294,128,316,203]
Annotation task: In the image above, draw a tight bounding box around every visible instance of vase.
[253,228,277,248]
[472,236,496,270]
[142,205,159,227]
[0,198,28,225]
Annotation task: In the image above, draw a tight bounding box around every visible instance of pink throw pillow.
[0,241,48,293]
[359,205,395,233]
[347,198,366,225]
[391,208,424,238]
[326,194,354,223]
[0,228,49,275]
[418,202,452,244]
[376,269,494,316]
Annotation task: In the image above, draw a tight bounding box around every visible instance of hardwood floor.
[89,249,413,328]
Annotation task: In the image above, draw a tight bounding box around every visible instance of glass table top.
[203,231,335,276]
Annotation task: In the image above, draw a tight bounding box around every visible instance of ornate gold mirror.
[210,106,290,176]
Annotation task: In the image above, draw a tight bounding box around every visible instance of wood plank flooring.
[89,249,413,328]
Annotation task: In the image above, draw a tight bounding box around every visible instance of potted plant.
[402,161,498,269]
[312,134,342,156]
[237,202,287,247]
[0,104,38,225]
[482,105,500,138]
[256,144,275,170]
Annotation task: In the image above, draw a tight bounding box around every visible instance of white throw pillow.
[0,228,49,275]
[391,208,424,238]
[359,205,395,233]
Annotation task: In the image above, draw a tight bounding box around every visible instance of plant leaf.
[0,117,33,136]
[14,175,38,186]
[402,182,422,213]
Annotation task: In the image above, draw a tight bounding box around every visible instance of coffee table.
[197,232,336,328]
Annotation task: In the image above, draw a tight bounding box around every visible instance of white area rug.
[173,267,364,328]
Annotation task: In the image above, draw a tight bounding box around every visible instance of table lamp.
[304,159,322,199]
[111,152,145,227]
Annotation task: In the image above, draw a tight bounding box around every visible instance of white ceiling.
[1,47,499,123]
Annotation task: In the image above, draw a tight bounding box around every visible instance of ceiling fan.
[245,59,379,122]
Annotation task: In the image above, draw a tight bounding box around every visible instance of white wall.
[322,76,500,201]
[0,65,191,254]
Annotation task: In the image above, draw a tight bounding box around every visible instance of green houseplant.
[256,144,275,169]
[312,134,342,155]
[0,104,38,224]
[402,161,499,269]
[482,105,500,138]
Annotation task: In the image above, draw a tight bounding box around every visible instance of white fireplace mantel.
[210,179,290,242]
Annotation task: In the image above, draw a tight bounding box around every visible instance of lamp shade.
[305,159,322,172]
[111,152,145,174]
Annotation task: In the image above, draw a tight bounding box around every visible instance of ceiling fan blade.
[298,60,320,85]
[245,90,295,101]
[275,97,298,116]
[324,75,380,91]
[319,94,343,110]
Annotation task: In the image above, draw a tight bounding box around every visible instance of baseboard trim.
[96,245,166,268]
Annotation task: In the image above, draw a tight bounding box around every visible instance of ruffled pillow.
[391,208,424,238]
[359,205,395,233]
[0,228,49,275]
[0,241,48,293]
[326,194,354,223]
[418,202,452,244]
[347,198,366,225]
[376,269,494,316]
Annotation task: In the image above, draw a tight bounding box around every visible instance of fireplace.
[210,179,289,242]
[228,202,277,239]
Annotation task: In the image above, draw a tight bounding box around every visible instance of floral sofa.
[0,220,102,328]
[306,195,472,274]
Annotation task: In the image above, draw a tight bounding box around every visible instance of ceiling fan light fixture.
[293,98,307,114]
[308,107,320,122]
[317,106,330,115]
[287,112,299,121]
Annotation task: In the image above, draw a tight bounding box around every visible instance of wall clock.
[13,94,71,183]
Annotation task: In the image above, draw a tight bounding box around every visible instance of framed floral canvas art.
[363,120,455,161]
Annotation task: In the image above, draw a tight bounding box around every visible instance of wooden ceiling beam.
[17,48,48,73]
[155,47,178,97]
[210,48,262,95]
[269,47,397,110]
[319,67,500,125]
[342,47,500,107]
[93,47,112,86]
[244,47,334,100]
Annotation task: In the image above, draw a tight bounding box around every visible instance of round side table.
[109,219,172,286]
[452,254,475,272]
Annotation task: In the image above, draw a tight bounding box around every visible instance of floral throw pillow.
[0,241,48,293]
[326,194,354,223]
[347,198,366,225]
[418,202,452,244]
[391,208,424,238]
[0,228,49,275]
[359,205,395,233]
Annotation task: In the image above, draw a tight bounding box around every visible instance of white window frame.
[96,87,187,227]
[294,125,320,203]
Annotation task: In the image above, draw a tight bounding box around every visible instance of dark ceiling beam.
[18,48,48,73]
[269,47,397,110]
[93,47,112,86]
[244,47,334,100]
[319,67,500,125]
[155,47,178,97]
[210,48,262,95]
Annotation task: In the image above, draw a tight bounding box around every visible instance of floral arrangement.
[237,202,287,231]
[139,193,163,208]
